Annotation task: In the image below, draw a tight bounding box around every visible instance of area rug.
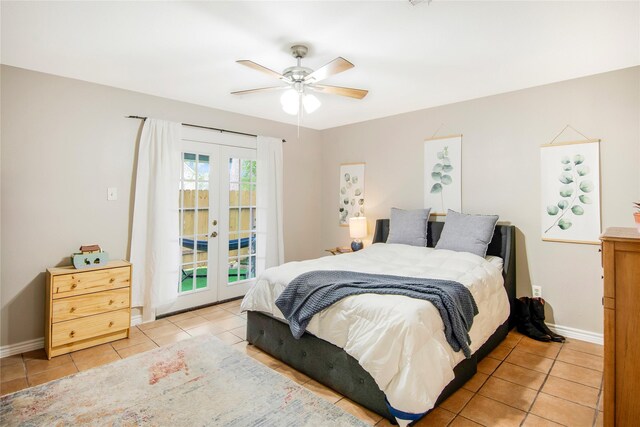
[0,335,369,426]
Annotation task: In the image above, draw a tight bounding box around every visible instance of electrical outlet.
[532,286,542,298]
[107,187,118,201]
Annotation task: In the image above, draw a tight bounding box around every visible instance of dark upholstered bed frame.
[247,220,516,423]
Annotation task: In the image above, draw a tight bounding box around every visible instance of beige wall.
[320,67,640,335]
[2,65,638,347]
[0,65,323,346]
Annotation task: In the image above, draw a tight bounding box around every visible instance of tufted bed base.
[245,220,516,424]
[248,311,509,423]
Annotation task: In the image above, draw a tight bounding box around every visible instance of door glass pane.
[239,208,251,232]
[250,208,256,231]
[194,233,208,290]
[228,257,239,283]
[241,160,252,182]
[229,182,239,206]
[181,264,195,292]
[239,241,249,256]
[250,255,257,279]
[250,160,257,182]
[240,183,251,206]
[197,155,209,181]
[229,208,239,233]
[229,158,239,182]
[179,152,212,294]
[238,256,249,282]
[182,246,194,264]
[183,154,196,180]
[182,214,194,236]
[250,183,257,206]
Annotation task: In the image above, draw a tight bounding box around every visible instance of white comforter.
[241,243,509,417]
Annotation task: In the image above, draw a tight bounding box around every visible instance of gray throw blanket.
[275,270,479,358]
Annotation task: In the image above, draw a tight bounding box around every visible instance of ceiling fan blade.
[310,84,368,99]
[231,86,287,96]
[304,57,354,83]
[236,60,284,80]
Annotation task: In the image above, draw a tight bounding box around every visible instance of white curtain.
[256,136,284,273]
[130,118,181,322]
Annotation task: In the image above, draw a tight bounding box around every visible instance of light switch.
[107,187,118,201]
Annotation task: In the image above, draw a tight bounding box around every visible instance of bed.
[242,219,516,425]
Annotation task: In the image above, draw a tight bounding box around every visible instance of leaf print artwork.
[339,163,365,225]
[424,135,461,214]
[540,139,601,243]
[544,152,593,234]
[430,146,454,211]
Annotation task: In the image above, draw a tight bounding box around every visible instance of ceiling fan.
[231,45,368,115]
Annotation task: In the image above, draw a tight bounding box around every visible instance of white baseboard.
[0,319,605,358]
[1,314,145,358]
[131,314,143,326]
[547,323,603,345]
[0,337,44,358]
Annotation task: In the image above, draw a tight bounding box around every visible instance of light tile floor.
[0,299,604,427]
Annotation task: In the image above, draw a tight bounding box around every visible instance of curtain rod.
[126,116,286,143]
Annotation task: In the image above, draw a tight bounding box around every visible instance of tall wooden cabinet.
[601,228,640,427]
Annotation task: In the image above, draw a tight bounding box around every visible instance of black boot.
[515,297,551,342]
[529,297,565,343]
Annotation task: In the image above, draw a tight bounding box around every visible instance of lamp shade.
[303,93,321,113]
[280,89,299,115]
[349,217,367,239]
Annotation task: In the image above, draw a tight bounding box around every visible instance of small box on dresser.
[601,228,640,427]
[45,260,132,359]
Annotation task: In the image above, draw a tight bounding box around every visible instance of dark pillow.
[435,210,499,257]
[386,208,431,246]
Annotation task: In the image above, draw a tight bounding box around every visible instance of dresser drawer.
[51,308,130,346]
[51,288,130,323]
[52,267,130,299]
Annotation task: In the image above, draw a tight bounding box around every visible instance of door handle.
[211,231,218,238]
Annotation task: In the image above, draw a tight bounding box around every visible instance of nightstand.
[325,247,353,255]
[45,260,132,359]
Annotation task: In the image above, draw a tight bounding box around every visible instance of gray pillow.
[386,208,431,246]
[435,210,499,257]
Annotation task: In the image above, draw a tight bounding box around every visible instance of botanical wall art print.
[424,135,462,215]
[540,140,601,244]
[338,163,365,226]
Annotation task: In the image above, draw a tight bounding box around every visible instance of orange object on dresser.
[45,260,132,359]
[601,228,640,426]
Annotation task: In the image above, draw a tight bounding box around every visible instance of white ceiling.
[2,1,638,130]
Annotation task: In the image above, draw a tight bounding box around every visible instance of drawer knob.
[71,284,77,289]
[109,300,114,305]
[70,307,76,313]
[108,321,114,327]
[109,278,115,283]
[69,330,75,337]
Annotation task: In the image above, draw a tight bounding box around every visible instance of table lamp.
[349,217,367,251]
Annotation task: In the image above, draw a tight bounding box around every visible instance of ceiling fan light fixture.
[235,44,367,118]
[303,93,321,114]
[280,89,299,115]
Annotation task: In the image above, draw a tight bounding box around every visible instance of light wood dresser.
[45,260,132,359]
[601,228,640,427]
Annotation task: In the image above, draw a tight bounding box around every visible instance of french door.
[157,139,258,315]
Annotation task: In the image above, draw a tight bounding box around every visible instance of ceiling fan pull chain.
[297,94,301,138]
